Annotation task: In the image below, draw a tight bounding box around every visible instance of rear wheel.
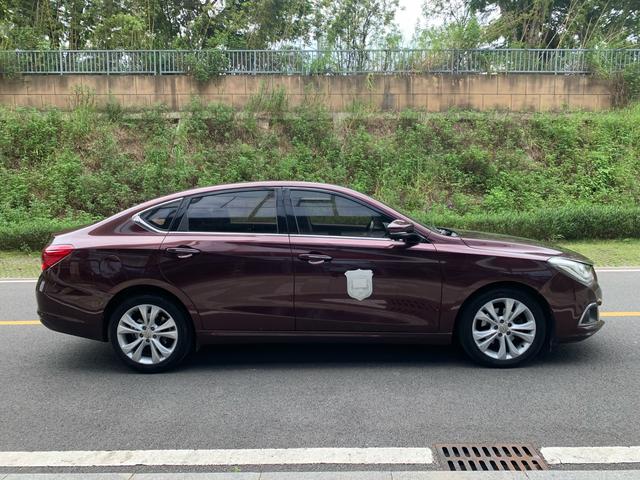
[458,288,547,367]
[108,294,193,373]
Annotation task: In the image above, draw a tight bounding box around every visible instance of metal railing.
[1,49,639,76]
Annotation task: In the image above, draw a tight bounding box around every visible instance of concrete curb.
[3,472,640,479]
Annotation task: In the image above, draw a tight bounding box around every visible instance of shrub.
[413,205,640,241]
[0,218,93,251]
[183,50,229,83]
[104,96,124,122]
[0,53,21,79]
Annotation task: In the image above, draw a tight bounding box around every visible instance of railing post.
[59,49,63,75]
[106,51,110,75]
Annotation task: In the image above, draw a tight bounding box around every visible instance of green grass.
[0,251,40,278]
[1,240,638,278]
[559,239,640,267]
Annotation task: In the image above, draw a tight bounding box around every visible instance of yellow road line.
[0,320,41,325]
[600,312,640,317]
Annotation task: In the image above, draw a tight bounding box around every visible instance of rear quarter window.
[138,200,182,231]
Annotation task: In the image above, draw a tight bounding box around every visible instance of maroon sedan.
[37,182,603,372]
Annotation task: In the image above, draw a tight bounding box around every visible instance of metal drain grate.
[435,444,548,471]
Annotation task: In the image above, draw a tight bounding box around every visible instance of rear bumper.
[36,276,106,341]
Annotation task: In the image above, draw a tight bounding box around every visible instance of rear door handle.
[298,253,333,265]
[166,246,201,259]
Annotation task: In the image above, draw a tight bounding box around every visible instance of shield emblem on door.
[344,269,374,301]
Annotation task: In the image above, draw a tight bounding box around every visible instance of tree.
[416,0,485,49]
[317,0,400,50]
[178,0,315,49]
[469,0,640,48]
[91,13,152,49]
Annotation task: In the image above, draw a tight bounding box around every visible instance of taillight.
[41,244,74,271]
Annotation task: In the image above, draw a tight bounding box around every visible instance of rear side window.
[290,190,391,238]
[180,189,278,234]
[138,200,181,231]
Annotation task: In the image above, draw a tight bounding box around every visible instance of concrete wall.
[0,74,613,112]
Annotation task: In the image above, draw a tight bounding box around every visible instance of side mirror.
[387,219,420,243]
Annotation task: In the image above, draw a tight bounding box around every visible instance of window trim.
[133,198,184,234]
[285,187,394,239]
[174,187,281,235]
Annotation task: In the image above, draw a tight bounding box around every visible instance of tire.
[458,288,547,368]
[108,294,193,373]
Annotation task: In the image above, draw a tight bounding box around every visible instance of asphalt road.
[0,272,639,468]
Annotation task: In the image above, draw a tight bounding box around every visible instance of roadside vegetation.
[1,99,640,250]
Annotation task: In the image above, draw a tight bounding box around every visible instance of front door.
[159,188,295,331]
[287,188,441,333]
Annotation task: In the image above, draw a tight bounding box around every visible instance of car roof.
[161,181,360,199]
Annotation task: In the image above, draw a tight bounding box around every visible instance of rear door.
[159,187,295,331]
[287,188,442,333]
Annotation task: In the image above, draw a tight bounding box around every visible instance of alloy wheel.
[471,298,537,361]
[116,304,178,365]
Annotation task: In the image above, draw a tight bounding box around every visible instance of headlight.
[548,257,595,286]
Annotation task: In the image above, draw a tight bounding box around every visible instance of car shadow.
[187,342,467,371]
[52,336,607,374]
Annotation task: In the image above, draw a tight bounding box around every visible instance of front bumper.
[553,280,604,343]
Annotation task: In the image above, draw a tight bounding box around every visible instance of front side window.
[290,190,391,238]
[180,189,278,234]
[138,199,181,231]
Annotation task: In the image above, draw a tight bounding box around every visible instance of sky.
[395,0,426,44]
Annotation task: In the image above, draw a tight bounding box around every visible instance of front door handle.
[298,253,333,265]
[166,246,201,259]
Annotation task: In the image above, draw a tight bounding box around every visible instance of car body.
[36,181,604,372]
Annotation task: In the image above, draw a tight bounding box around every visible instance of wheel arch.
[452,281,555,346]
[102,284,196,342]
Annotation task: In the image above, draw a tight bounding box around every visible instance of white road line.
[542,446,640,464]
[0,448,433,467]
[0,279,37,283]
[596,268,640,273]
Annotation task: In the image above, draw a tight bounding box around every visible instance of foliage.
[245,85,289,116]
[319,0,400,50]
[183,50,229,82]
[91,13,153,49]
[611,63,640,107]
[104,96,124,122]
[469,0,640,48]
[0,53,20,79]
[416,206,640,242]
[0,0,317,50]
[1,0,638,52]
[0,218,95,251]
[416,0,485,50]
[1,103,640,250]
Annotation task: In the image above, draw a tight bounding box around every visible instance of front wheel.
[458,288,547,367]
[109,294,193,373]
